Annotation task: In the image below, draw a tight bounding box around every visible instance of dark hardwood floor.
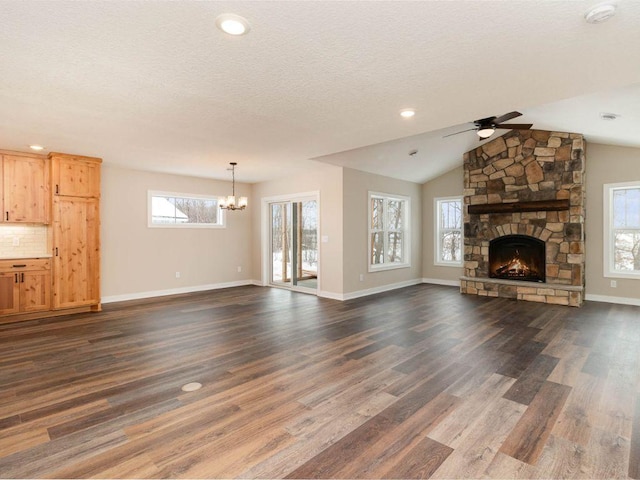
[0,284,639,478]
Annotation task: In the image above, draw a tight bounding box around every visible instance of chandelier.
[219,162,248,211]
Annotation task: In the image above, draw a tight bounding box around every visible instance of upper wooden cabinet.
[1,154,50,223]
[50,153,101,198]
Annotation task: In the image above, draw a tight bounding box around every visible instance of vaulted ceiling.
[1,1,639,183]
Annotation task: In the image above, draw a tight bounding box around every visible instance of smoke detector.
[585,4,617,24]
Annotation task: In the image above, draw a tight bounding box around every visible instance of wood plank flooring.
[0,284,639,478]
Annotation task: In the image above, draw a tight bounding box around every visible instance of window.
[148,191,225,228]
[604,182,640,278]
[368,192,410,271]
[435,197,463,266]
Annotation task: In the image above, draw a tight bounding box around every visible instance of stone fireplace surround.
[460,129,585,306]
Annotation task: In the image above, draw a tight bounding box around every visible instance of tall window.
[368,192,410,271]
[604,182,640,278]
[148,191,225,228]
[435,197,463,266]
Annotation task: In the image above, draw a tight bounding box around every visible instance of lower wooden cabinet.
[0,259,51,315]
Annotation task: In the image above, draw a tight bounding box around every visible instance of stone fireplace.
[460,129,585,306]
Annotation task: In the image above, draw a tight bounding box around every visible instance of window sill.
[434,261,463,268]
[604,271,640,280]
[368,263,411,273]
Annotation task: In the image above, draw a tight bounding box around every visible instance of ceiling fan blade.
[492,111,522,125]
[494,123,533,130]
[443,128,477,138]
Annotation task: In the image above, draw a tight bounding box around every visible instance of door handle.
[21,273,24,283]
[55,247,59,256]
[15,273,18,283]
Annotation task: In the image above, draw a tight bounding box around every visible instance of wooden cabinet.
[50,153,100,198]
[51,153,101,311]
[0,259,51,315]
[52,197,100,309]
[0,272,20,315]
[1,153,50,223]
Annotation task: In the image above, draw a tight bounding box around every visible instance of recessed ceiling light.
[600,112,620,120]
[216,13,250,35]
[400,109,416,118]
[585,3,617,24]
[29,145,45,151]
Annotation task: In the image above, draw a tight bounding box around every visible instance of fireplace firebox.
[489,235,545,283]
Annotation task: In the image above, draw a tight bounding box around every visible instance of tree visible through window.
[606,183,640,277]
[369,193,410,271]
[149,191,225,227]
[435,197,462,265]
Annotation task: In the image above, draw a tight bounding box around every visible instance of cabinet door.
[53,197,100,309]
[20,270,51,312]
[2,155,50,223]
[52,155,100,198]
[0,272,20,315]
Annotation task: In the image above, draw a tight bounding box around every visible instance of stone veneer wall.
[460,129,586,306]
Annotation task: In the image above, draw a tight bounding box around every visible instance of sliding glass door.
[269,197,318,293]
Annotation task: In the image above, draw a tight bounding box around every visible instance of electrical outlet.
[237,266,242,273]
[12,236,19,246]
[175,271,181,279]
[610,280,617,288]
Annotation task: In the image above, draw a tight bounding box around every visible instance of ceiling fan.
[444,111,533,140]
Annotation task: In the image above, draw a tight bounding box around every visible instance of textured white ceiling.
[1,1,639,183]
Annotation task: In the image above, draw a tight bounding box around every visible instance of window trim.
[147,190,226,228]
[367,191,411,272]
[434,196,463,267]
[603,181,640,279]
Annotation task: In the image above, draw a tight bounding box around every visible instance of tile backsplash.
[0,225,49,257]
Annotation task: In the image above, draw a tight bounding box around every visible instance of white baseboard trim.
[337,279,424,301]
[585,293,640,307]
[318,290,345,301]
[101,280,259,304]
[422,277,461,287]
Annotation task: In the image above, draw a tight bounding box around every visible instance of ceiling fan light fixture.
[477,127,495,139]
[584,3,617,24]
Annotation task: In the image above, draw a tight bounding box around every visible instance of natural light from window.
[148,191,225,228]
[435,197,463,266]
[604,182,640,278]
[368,192,410,271]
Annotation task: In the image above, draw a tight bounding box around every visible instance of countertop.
[0,254,52,260]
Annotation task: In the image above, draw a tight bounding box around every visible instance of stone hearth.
[460,129,585,306]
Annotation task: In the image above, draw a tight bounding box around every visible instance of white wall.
[585,143,640,303]
[421,166,463,284]
[342,167,422,295]
[101,165,253,301]
[251,162,344,297]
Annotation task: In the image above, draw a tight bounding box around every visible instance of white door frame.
[261,191,321,294]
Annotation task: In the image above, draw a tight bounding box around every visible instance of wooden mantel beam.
[467,199,570,215]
